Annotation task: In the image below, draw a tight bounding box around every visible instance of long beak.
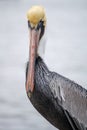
[26,28,41,93]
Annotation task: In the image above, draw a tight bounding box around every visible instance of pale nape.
[37,30,47,59]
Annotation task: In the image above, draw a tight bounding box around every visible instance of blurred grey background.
[0,0,87,130]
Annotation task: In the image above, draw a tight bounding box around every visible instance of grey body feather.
[26,56,87,130]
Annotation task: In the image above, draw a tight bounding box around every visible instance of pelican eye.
[37,20,44,30]
[28,20,44,31]
[28,21,31,28]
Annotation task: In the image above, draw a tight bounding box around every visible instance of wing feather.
[49,72,87,129]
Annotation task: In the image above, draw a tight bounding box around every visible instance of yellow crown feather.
[27,6,46,27]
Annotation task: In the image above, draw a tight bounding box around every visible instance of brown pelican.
[25,6,87,130]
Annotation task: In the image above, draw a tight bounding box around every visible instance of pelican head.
[26,6,46,94]
[27,6,46,28]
